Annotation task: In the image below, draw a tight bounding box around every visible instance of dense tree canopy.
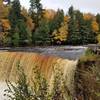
[0,1,100,46]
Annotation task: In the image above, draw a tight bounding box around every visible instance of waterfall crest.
[0,52,77,94]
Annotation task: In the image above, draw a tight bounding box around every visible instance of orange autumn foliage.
[0,0,9,19]
[92,20,99,32]
[1,19,10,31]
[83,13,94,20]
[43,9,56,20]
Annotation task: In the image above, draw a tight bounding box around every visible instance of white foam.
[0,82,8,100]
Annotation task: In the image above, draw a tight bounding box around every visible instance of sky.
[19,0,100,14]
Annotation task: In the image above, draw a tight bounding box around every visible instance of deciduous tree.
[52,16,68,45]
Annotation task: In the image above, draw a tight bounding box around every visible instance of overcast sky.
[19,0,100,14]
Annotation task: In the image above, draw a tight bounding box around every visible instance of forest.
[0,0,100,47]
[0,0,100,100]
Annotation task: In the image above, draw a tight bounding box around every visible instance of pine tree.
[17,19,32,45]
[67,6,80,45]
[96,14,100,43]
[8,0,32,46]
[8,0,22,46]
[68,7,96,45]
[33,19,50,45]
[96,14,100,25]
[29,0,43,27]
[49,9,64,33]
[68,6,74,17]
[76,11,96,44]
[68,17,80,45]
[8,0,22,30]
[12,32,20,46]
[96,14,100,32]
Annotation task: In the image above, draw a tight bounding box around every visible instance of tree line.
[0,0,100,46]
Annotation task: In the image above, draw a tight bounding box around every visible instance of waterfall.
[0,51,78,99]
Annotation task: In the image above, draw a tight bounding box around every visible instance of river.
[0,46,87,100]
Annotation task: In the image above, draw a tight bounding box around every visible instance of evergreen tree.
[17,20,32,45]
[12,32,20,46]
[33,19,50,45]
[29,0,43,27]
[81,19,96,44]
[8,0,32,46]
[49,9,64,33]
[76,11,96,44]
[68,17,80,45]
[96,14,100,25]
[8,0,22,31]
[96,14,100,31]
[67,6,80,45]
[68,7,96,45]
[96,14,100,43]
[68,6,74,17]
[8,0,22,45]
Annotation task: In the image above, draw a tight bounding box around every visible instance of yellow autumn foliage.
[83,13,94,20]
[64,16,69,22]
[0,0,10,19]
[43,9,56,20]
[1,19,11,31]
[92,20,99,32]
[52,18,68,44]
[97,34,100,44]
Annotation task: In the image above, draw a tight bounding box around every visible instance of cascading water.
[0,52,78,100]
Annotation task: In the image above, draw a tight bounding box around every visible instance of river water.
[0,46,87,100]
[0,46,87,60]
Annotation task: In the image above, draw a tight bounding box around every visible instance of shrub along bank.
[75,49,100,100]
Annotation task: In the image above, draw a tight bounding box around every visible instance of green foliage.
[68,7,80,45]
[97,34,100,44]
[8,0,32,46]
[68,6,74,17]
[33,19,51,45]
[83,20,96,44]
[1,34,12,46]
[76,11,93,44]
[17,19,32,45]
[96,14,100,24]
[75,54,100,100]
[4,64,72,100]
[49,9,64,33]
[29,0,43,27]
[4,65,33,100]
[1,1,100,46]
[67,6,97,45]
[50,67,72,100]
[31,66,48,100]
[8,0,22,30]
[85,48,95,56]
[12,32,20,46]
